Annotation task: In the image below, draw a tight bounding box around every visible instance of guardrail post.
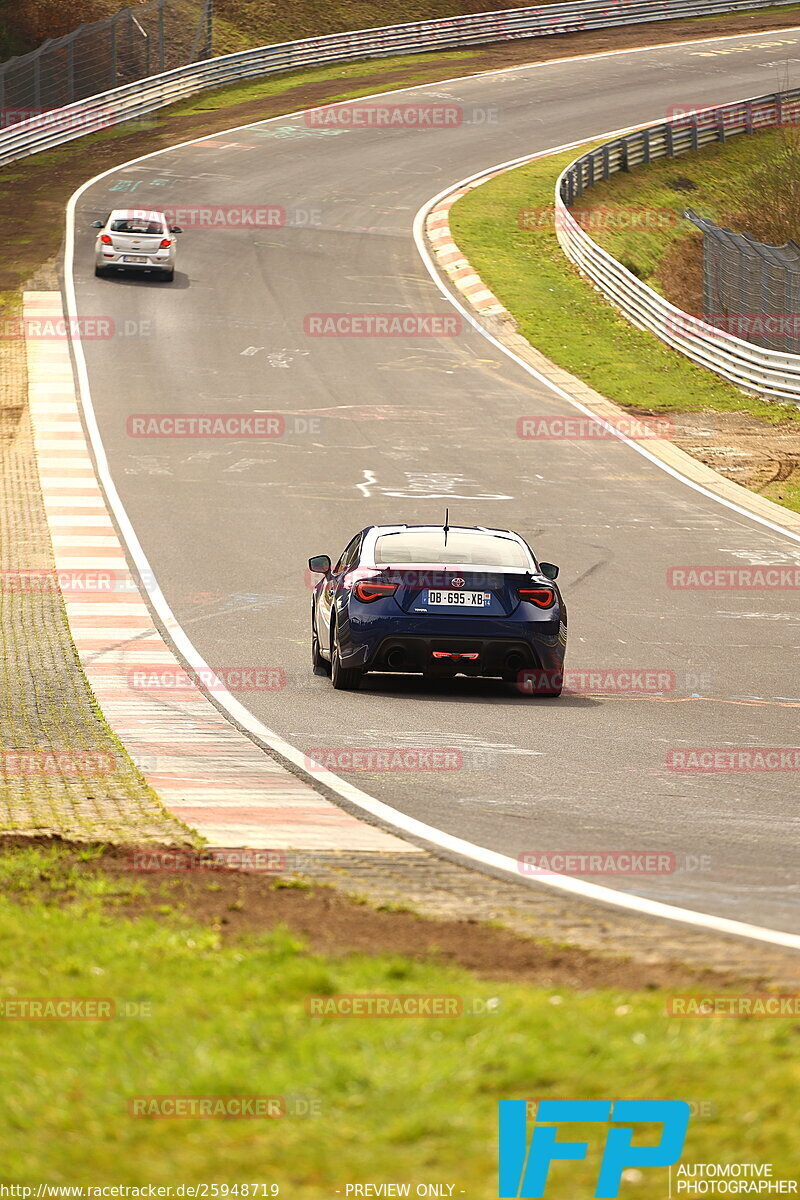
[717,111,726,144]
[33,49,41,109]
[775,92,783,131]
[0,64,5,114]
[746,100,754,134]
[602,143,610,181]
[66,34,75,106]
[620,138,628,173]
[690,116,699,152]
[111,15,118,89]
[642,128,650,166]
[587,153,594,189]
[158,0,166,73]
[205,0,214,60]
[666,123,674,158]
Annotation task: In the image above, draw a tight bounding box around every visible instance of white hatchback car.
[92,209,182,281]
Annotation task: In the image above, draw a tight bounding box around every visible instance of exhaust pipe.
[504,651,525,674]
[386,647,405,670]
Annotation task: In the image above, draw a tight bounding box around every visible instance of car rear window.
[374,530,529,567]
[110,219,164,235]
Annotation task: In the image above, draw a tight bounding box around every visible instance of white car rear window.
[110,219,164,235]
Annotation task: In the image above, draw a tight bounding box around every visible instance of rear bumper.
[96,253,174,271]
[341,613,565,677]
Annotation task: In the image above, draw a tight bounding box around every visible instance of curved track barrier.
[0,0,797,168]
[556,90,800,401]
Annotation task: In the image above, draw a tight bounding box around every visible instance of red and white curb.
[426,185,510,318]
[24,291,415,853]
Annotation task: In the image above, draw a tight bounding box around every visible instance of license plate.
[122,255,147,263]
[427,590,489,607]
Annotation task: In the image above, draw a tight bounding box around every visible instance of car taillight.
[518,587,555,608]
[159,238,172,248]
[100,234,112,245]
[353,581,397,603]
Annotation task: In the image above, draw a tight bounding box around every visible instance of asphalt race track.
[70,28,800,934]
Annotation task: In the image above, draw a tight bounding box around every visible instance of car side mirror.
[170,226,183,234]
[91,221,104,228]
[308,554,331,575]
[539,561,559,580]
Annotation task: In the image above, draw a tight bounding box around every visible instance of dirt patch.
[623,404,800,496]
[0,835,772,991]
[670,410,800,493]
[657,230,705,315]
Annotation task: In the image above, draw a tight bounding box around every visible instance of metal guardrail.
[686,208,800,355]
[0,0,798,169]
[555,91,800,402]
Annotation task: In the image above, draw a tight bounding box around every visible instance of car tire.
[331,624,362,692]
[311,610,330,676]
[162,269,175,282]
[94,266,107,278]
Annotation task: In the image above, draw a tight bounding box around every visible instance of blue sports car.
[309,522,566,694]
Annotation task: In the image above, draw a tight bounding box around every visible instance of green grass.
[169,50,480,117]
[449,146,800,427]
[0,845,797,1189]
[763,474,800,509]
[571,128,791,290]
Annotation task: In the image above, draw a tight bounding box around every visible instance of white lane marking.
[366,470,513,500]
[356,469,377,498]
[64,37,800,950]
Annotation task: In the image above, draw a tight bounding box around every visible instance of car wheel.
[331,625,362,692]
[94,266,107,278]
[311,609,330,676]
[163,269,175,282]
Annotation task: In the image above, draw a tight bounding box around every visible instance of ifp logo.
[498,1099,690,1197]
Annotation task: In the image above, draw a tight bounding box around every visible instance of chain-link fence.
[685,209,800,355]
[0,0,211,125]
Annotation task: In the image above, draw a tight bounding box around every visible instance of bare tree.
[728,121,800,247]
